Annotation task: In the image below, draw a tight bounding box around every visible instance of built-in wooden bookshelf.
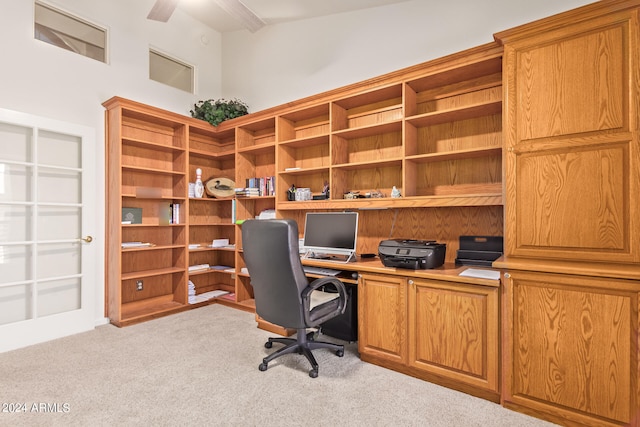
[104,2,640,425]
[104,42,506,326]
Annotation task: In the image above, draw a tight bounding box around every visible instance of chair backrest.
[241,219,309,329]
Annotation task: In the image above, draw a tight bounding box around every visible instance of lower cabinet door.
[358,273,407,363]
[503,270,638,427]
[408,278,500,394]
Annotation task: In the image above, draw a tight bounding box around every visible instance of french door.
[0,108,96,353]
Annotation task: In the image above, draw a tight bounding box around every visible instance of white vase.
[194,168,205,198]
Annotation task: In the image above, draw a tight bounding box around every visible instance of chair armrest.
[301,277,348,325]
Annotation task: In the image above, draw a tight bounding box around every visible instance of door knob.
[80,235,93,243]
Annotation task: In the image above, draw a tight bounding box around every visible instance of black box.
[455,236,503,266]
[320,284,357,342]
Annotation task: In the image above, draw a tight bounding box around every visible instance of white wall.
[0,0,594,325]
[0,0,224,324]
[222,0,593,112]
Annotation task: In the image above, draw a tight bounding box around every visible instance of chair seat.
[310,290,340,309]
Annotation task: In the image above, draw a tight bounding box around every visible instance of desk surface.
[302,256,501,287]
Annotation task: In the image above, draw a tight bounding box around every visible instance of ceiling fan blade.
[213,0,265,33]
[147,0,179,22]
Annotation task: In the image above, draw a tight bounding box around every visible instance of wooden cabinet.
[497,1,640,263]
[358,273,407,364]
[502,270,639,427]
[358,273,500,401]
[494,1,640,425]
[409,278,499,398]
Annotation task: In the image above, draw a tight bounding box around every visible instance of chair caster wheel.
[265,341,272,349]
[309,369,318,378]
[336,349,344,357]
[259,363,268,371]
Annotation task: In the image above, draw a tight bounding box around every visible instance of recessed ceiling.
[177,0,412,33]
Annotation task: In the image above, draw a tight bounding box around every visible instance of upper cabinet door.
[496,2,640,263]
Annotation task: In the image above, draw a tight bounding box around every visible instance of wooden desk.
[303,257,502,402]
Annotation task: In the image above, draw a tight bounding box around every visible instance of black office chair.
[241,218,348,378]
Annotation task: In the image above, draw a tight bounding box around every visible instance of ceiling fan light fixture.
[212,0,266,33]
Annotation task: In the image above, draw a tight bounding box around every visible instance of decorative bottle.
[194,168,205,198]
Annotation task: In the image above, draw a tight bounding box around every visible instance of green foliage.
[190,98,249,126]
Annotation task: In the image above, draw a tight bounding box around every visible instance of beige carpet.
[0,304,557,426]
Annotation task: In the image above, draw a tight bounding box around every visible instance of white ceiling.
[177,0,412,33]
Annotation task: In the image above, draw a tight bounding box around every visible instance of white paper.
[458,268,500,280]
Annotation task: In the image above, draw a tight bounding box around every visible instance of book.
[121,242,152,248]
[188,263,210,272]
[122,207,142,224]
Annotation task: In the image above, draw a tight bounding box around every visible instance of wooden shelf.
[121,267,184,281]
[405,147,502,163]
[331,120,402,139]
[277,193,503,210]
[189,147,235,159]
[279,165,329,175]
[122,165,185,176]
[279,134,329,148]
[119,296,185,326]
[122,137,186,152]
[122,244,184,252]
[237,141,276,155]
[332,158,402,171]
[405,101,502,128]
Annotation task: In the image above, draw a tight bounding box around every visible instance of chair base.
[259,329,344,378]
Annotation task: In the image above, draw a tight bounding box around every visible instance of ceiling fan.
[147,0,266,32]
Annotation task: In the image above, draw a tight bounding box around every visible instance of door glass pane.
[0,163,33,202]
[0,122,32,162]
[38,206,80,241]
[37,167,80,204]
[0,205,32,242]
[37,242,79,279]
[0,245,32,283]
[0,284,32,325]
[38,130,81,169]
[37,278,80,317]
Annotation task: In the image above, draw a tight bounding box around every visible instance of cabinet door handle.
[504,272,510,279]
[408,279,414,285]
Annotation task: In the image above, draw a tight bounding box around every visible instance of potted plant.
[190,98,249,126]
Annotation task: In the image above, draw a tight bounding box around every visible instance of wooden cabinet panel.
[500,6,640,263]
[516,142,630,253]
[408,278,499,393]
[515,24,625,140]
[358,273,407,363]
[502,270,639,426]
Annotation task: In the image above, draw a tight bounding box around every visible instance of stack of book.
[234,187,260,197]
[188,263,210,272]
[236,176,275,197]
[188,280,197,304]
[169,203,180,224]
[121,241,153,248]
